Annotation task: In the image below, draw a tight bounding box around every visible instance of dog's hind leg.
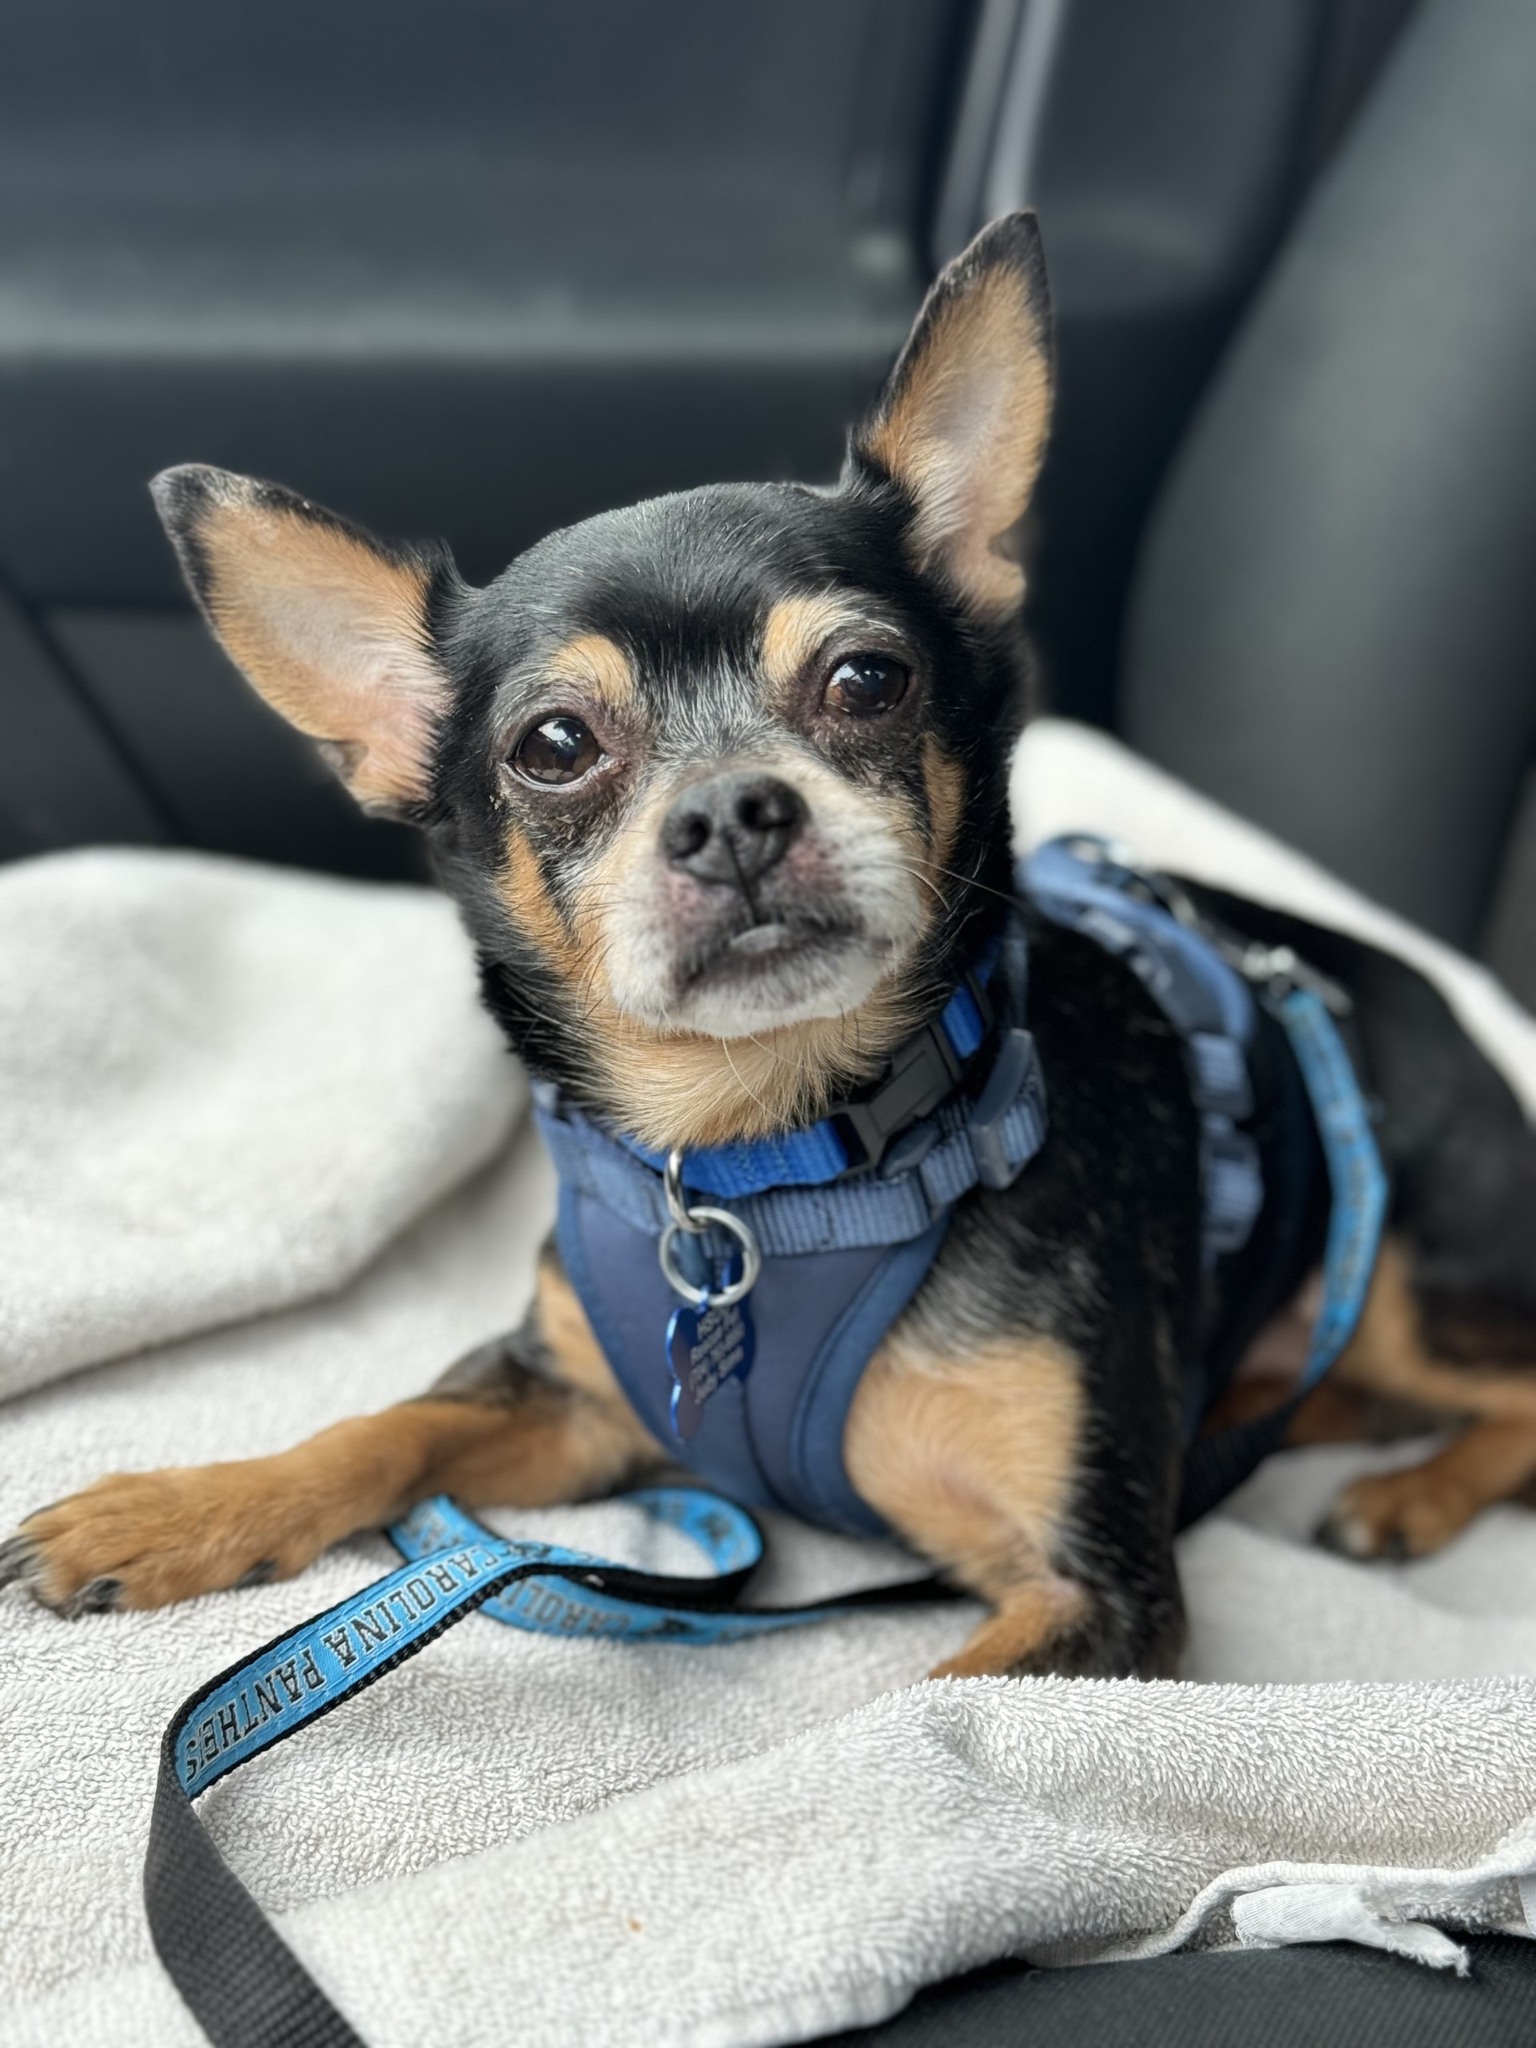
[1321,1415,1536,1560]
[1315,1236,1536,1557]
[1,1250,663,1616]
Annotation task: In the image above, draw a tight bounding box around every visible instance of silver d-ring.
[659,1206,762,1309]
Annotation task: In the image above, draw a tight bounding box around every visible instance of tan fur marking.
[546,632,636,708]
[16,1385,658,1613]
[534,1253,648,1418]
[596,998,919,1150]
[862,268,1050,616]
[920,736,965,878]
[422,1393,658,1514]
[499,827,585,974]
[1250,1237,1536,1557]
[930,1581,1088,1681]
[1205,1374,1378,1445]
[196,500,445,811]
[759,594,890,697]
[846,1327,1086,1676]
[1336,1238,1536,1423]
[1284,1379,1382,1445]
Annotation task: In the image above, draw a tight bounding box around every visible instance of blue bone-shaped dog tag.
[666,1269,755,1441]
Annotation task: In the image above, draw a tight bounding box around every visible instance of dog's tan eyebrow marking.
[544,632,636,706]
[759,593,898,697]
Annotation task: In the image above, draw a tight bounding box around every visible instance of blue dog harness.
[533,936,1048,1537]
[534,834,1386,1537]
[143,836,1391,2048]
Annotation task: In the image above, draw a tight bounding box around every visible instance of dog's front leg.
[1,1252,663,1616]
[845,1326,1184,1681]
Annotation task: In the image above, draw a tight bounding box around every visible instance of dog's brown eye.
[512,715,601,786]
[823,654,910,717]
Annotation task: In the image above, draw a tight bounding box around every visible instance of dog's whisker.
[892,861,949,911]
[921,857,1021,912]
[717,1036,778,1126]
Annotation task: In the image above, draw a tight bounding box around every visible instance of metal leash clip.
[658,1148,762,1308]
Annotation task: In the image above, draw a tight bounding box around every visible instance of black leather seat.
[0,0,955,879]
[1122,0,1536,1003]
[826,1936,1536,2047]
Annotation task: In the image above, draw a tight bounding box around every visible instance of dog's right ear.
[849,212,1053,621]
[150,465,455,817]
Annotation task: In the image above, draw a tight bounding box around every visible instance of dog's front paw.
[0,1468,292,1616]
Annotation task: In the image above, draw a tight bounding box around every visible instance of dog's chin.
[636,923,896,1038]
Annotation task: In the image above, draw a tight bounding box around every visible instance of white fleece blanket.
[4,721,1536,2047]
[0,852,524,1399]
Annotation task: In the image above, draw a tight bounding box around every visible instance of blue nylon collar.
[612,947,999,1200]
[532,931,1047,1260]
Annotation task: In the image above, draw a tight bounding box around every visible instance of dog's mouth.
[698,909,863,973]
[678,906,873,994]
[726,922,815,958]
[638,904,892,1036]
[597,774,931,1039]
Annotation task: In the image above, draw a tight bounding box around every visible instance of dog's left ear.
[150,465,454,817]
[850,211,1053,618]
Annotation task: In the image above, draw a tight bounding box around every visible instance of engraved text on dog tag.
[666,1291,756,1441]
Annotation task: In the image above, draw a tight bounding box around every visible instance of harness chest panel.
[557,1178,947,1537]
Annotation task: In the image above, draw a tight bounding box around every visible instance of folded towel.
[0,847,523,1400]
[3,722,1535,2047]
[8,1662,1536,2046]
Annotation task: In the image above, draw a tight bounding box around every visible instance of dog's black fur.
[1193,887,1536,1362]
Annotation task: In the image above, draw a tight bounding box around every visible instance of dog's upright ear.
[150,465,454,816]
[851,211,1053,619]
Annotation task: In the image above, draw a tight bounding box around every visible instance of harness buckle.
[1237,941,1353,1017]
[832,972,995,1173]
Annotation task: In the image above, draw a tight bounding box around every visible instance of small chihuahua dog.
[9,214,1536,1678]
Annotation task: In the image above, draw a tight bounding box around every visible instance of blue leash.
[145,1487,951,2048]
[171,1486,946,1804]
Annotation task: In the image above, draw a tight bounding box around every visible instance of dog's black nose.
[660,772,807,889]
